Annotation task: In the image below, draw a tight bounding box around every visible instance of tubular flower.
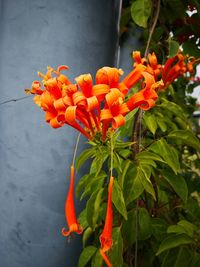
[162,53,197,89]
[132,51,162,80]
[26,51,197,141]
[100,89,129,141]
[62,165,83,237]
[100,176,114,267]
[126,72,160,111]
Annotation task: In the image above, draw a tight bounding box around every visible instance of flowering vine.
[26,50,198,267]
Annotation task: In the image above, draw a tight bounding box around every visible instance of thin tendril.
[72,133,81,166]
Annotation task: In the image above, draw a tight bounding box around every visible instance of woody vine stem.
[133,1,161,266]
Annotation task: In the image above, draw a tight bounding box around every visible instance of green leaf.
[168,130,200,151]
[82,227,93,247]
[78,246,97,267]
[139,165,156,200]
[156,233,193,256]
[150,138,180,174]
[162,169,188,202]
[122,209,137,246]
[174,247,192,267]
[112,180,128,220]
[161,249,178,267]
[136,151,165,163]
[109,227,123,267]
[90,153,108,175]
[139,208,151,240]
[76,148,94,171]
[76,174,92,198]
[91,250,103,267]
[183,40,200,58]
[143,113,157,135]
[119,160,131,188]
[177,220,197,237]
[86,188,104,229]
[168,220,197,237]
[78,208,88,229]
[124,165,144,204]
[151,218,168,241]
[157,117,167,132]
[80,172,106,200]
[169,39,180,57]
[160,99,186,119]
[131,0,152,28]
[119,108,138,138]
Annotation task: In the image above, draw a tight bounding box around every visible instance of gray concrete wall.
[0,0,121,266]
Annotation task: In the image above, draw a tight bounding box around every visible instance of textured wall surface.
[0,0,120,266]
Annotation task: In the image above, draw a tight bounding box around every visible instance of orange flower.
[100,89,129,141]
[100,176,114,267]
[62,165,83,237]
[120,64,146,90]
[131,51,162,80]
[126,72,159,111]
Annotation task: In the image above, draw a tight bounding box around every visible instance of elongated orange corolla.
[62,165,83,237]
[99,176,114,267]
[26,51,198,141]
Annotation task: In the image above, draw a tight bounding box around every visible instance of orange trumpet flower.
[62,165,83,237]
[99,176,114,267]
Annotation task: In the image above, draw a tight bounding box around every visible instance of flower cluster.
[26,51,197,267]
[26,51,196,143]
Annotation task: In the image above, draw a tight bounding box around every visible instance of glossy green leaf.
[143,113,157,135]
[119,160,131,188]
[162,169,188,202]
[86,188,104,229]
[156,233,192,255]
[119,108,138,138]
[124,165,144,204]
[157,117,167,132]
[90,153,108,175]
[160,99,186,119]
[109,227,123,267]
[112,180,127,220]
[82,227,93,248]
[131,0,152,28]
[76,148,94,171]
[150,138,180,174]
[80,172,106,200]
[168,130,200,151]
[169,39,180,57]
[78,246,97,267]
[136,151,165,163]
[76,174,92,198]
[78,208,88,229]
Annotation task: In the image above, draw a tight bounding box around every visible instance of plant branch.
[144,0,161,57]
